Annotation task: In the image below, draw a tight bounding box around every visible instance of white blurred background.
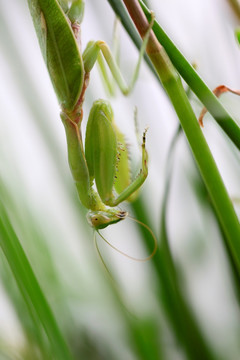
[0,0,240,359]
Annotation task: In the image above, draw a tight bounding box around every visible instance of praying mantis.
[27,0,155,240]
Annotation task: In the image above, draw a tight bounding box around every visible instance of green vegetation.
[0,0,239,359]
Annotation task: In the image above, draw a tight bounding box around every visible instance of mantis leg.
[97,17,121,96]
[83,12,154,95]
[105,128,148,207]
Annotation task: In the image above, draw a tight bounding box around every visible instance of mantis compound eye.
[87,210,128,229]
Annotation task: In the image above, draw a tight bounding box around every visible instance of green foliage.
[0,0,239,359]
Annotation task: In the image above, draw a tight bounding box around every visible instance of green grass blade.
[0,8,63,169]
[128,318,163,360]
[131,130,217,360]
[158,130,217,360]
[107,0,240,150]
[94,231,164,359]
[131,199,218,360]
[139,0,240,150]
[0,199,74,360]
[0,254,49,358]
[0,178,72,357]
[122,0,240,277]
[188,157,240,300]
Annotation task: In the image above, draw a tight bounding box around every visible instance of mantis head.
[87,209,128,230]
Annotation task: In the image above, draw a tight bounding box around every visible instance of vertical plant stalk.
[122,0,240,272]
[0,201,73,360]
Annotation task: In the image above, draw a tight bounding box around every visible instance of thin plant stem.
[0,201,73,360]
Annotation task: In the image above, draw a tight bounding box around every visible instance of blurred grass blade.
[0,198,73,360]
[27,0,84,111]
[0,254,49,358]
[95,234,164,360]
[131,128,217,360]
[188,156,240,302]
[0,178,72,357]
[131,198,217,359]
[0,7,63,169]
[128,318,163,360]
[107,0,240,151]
[0,252,49,359]
[159,128,217,360]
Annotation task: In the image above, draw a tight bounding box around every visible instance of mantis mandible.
[27,0,156,255]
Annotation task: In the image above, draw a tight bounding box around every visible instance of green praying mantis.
[27,0,156,256]
[62,100,148,230]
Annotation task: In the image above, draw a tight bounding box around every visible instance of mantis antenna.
[96,216,157,262]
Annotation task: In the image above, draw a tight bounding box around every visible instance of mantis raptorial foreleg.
[85,100,148,208]
[104,128,148,207]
